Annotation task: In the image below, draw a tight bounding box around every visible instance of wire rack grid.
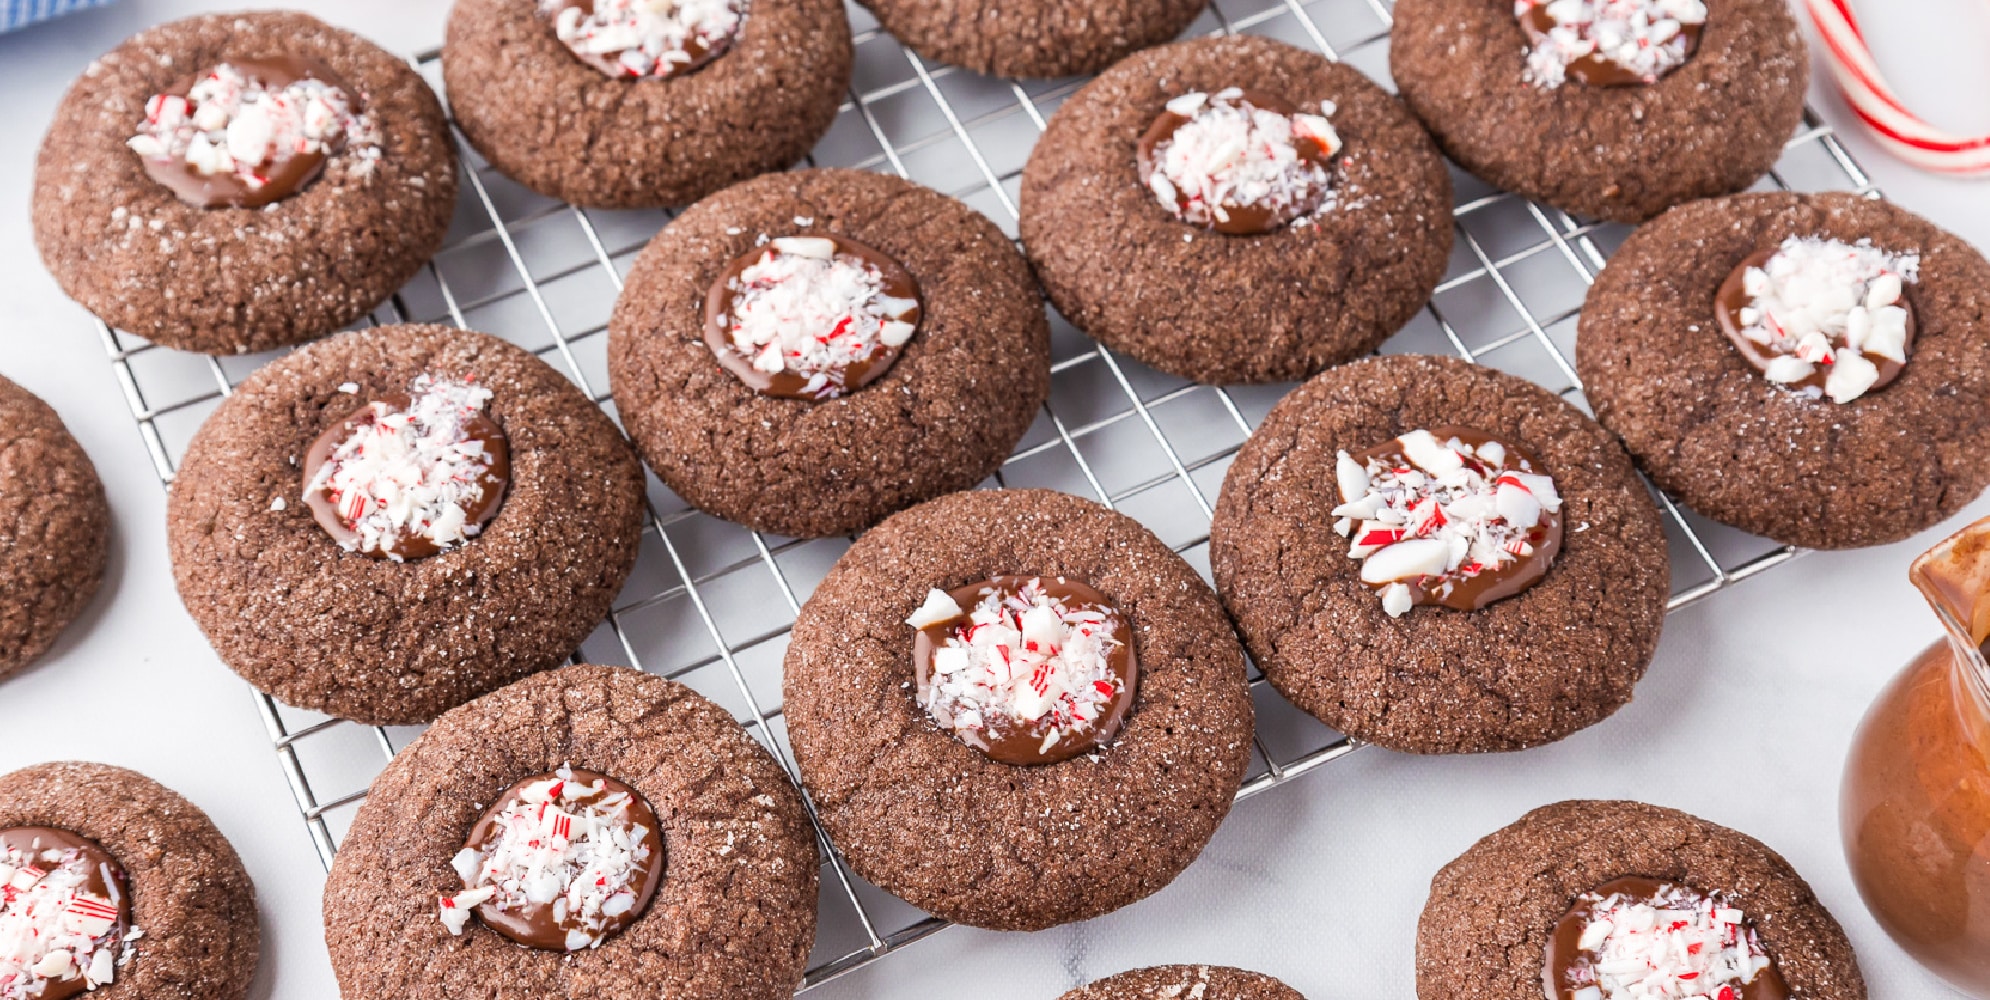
[89,0,1877,990]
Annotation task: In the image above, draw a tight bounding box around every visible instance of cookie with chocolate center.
[1061,966,1306,1000]
[608,168,1050,538]
[0,377,109,681]
[1020,34,1453,384]
[325,664,819,1000]
[1390,0,1807,223]
[1576,192,1990,549]
[1418,800,1865,1000]
[861,0,1206,78]
[784,488,1254,930]
[0,762,259,1000]
[442,0,852,208]
[1209,354,1669,754]
[32,12,458,355]
[166,324,647,725]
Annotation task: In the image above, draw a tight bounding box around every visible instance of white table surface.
[3,2,1988,997]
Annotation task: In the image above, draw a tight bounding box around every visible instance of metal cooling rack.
[92,0,1876,990]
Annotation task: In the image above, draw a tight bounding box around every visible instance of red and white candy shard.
[1566,883,1774,1000]
[1736,235,1920,404]
[722,237,918,399]
[1517,0,1708,88]
[304,375,498,559]
[545,0,742,77]
[905,579,1126,757]
[126,63,380,186]
[1146,88,1340,229]
[0,841,130,999]
[437,767,655,951]
[1332,429,1561,618]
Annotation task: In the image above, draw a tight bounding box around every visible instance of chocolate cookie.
[1209,354,1670,754]
[1419,800,1865,1000]
[1020,34,1453,385]
[0,377,109,681]
[33,12,458,355]
[324,664,819,1000]
[1576,192,1990,549]
[442,0,851,209]
[0,761,259,1000]
[784,489,1254,930]
[862,0,1204,77]
[1390,0,1807,223]
[608,168,1050,538]
[1061,966,1305,1000]
[167,324,646,725]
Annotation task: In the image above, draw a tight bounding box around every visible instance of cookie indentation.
[1518,0,1707,88]
[1137,88,1340,234]
[301,374,511,561]
[1334,427,1563,617]
[439,768,665,951]
[0,828,135,1000]
[1714,236,1920,404]
[540,0,743,79]
[906,575,1138,765]
[703,235,923,400]
[1547,876,1790,1000]
[126,58,380,209]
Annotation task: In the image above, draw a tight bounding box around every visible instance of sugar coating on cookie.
[126,60,380,208]
[301,374,509,561]
[1549,878,1782,1000]
[542,0,743,79]
[0,829,137,1000]
[1139,88,1341,234]
[1333,428,1563,618]
[1717,236,1920,404]
[906,576,1136,765]
[705,235,922,400]
[438,767,663,951]
[1518,0,1708,88]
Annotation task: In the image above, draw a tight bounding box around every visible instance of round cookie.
[0,376,109,681]
[862,0,1205,78]
[33,12,458,355]
[1418,800,1865,999]
[608,168,1050,539]
[1062,966,1305,1000]
[1577,192,1990,550]
[784,489,1254,930]
[0,761,260,1000]
[442,0,851,208]
[324,664,819,1000]
[167,324,646,725]
[1390,0,1807,224]
[1209,354,1669,754]
[1020,34,1453,385]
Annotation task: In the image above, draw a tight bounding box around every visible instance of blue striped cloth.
[2,0,114,32]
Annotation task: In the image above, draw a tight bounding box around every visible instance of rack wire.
[93,0,1875,990]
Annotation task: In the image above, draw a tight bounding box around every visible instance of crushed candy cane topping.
[716,237,920,399]
[1332,429,1563,618]
[304,375,502,559]
[543,0,743,79]
[1143,88,1341,232]
[1727,236,1920,404]
[906,578,1131,761]
[1518,0,1708,88]
[126,62,378,188]
[1563,883,1776,1000]
[438,768,660,951]
[0,836,132,1000]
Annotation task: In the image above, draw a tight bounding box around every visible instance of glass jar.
[1842,516,1990,997]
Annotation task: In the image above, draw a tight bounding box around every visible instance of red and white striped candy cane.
[1803,0,1990,174]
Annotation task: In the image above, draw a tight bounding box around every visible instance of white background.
[2,1,1988,997]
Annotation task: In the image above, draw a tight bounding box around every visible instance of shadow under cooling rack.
[93,0,1872,989]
